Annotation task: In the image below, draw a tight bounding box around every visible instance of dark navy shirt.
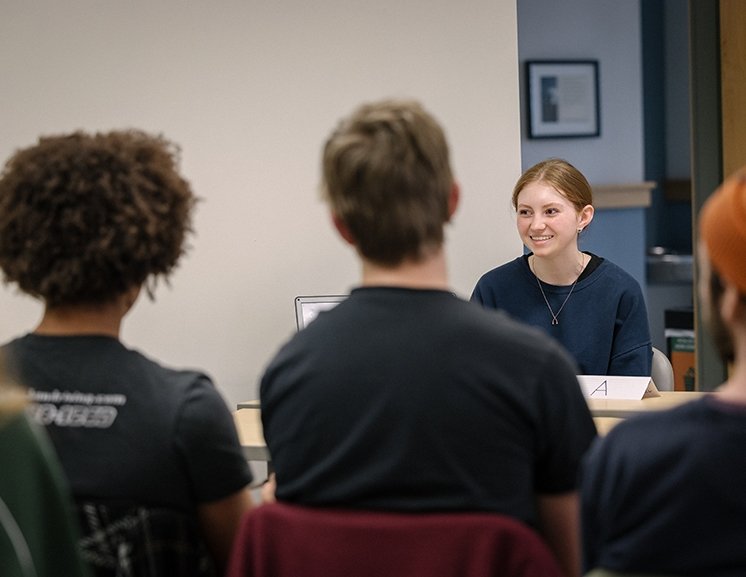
[581,396,746,576]
[472,254,652,376]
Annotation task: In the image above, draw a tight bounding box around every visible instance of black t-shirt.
[3,334,252,511]
[261,287,596,526]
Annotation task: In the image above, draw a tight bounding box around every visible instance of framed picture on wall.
[526,60,600,139]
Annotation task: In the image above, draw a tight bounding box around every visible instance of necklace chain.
[531,253,585,326]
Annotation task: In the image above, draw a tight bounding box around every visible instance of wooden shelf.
[592,181,656,209]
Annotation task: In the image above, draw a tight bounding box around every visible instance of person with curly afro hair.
[0,130,254,577]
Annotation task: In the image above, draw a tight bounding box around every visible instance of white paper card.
[577,375,661,400]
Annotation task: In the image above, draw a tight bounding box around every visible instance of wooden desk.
[587,391,706,419]
[235,392,707,452]
[233,408,270,462]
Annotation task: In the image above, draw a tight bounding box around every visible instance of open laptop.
[294,295,347,331]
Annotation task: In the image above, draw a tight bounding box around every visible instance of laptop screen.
[294,295,347,331]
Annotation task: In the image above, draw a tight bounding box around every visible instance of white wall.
[0,1,522,409]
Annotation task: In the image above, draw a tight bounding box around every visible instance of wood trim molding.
[592,181,656,209]
[721,0,746,178]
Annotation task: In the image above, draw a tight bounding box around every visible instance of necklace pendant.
[531,257,581,329]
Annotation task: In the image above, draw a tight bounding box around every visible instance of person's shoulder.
[1,333,36,354]
[585,400,712,486]
[602,397,707,451]
[582,258,645,300]
[488,255,527,275]
[460,300,578,369]
[475,256,526,283]
[593,258,641,285]
[1,334,24,347]
[120,344,216,394]
[0,335,25,373]
[157,363,215,393]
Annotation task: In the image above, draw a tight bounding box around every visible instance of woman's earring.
[577,228,582,234]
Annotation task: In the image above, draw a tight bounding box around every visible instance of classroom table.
[234,391,708,457]
[587,390,706,419]
[233,408,270,462]
[590,391,707,435]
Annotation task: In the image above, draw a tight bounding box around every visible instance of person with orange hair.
[580,169,746,575]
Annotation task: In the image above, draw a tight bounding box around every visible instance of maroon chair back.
[227,502,564,577]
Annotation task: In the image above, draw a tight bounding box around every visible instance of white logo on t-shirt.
[27,389,127,429]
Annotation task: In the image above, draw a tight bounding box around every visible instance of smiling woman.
[470,158,653,377]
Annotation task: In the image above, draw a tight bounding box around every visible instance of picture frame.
[525,60,600,139]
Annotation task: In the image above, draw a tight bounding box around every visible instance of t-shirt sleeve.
[470,280,485,304]
[534,346,597,494]
[173,375,253,502]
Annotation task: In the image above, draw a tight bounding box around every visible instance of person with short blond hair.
[260,99,596,577]
[321,99,453,266]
